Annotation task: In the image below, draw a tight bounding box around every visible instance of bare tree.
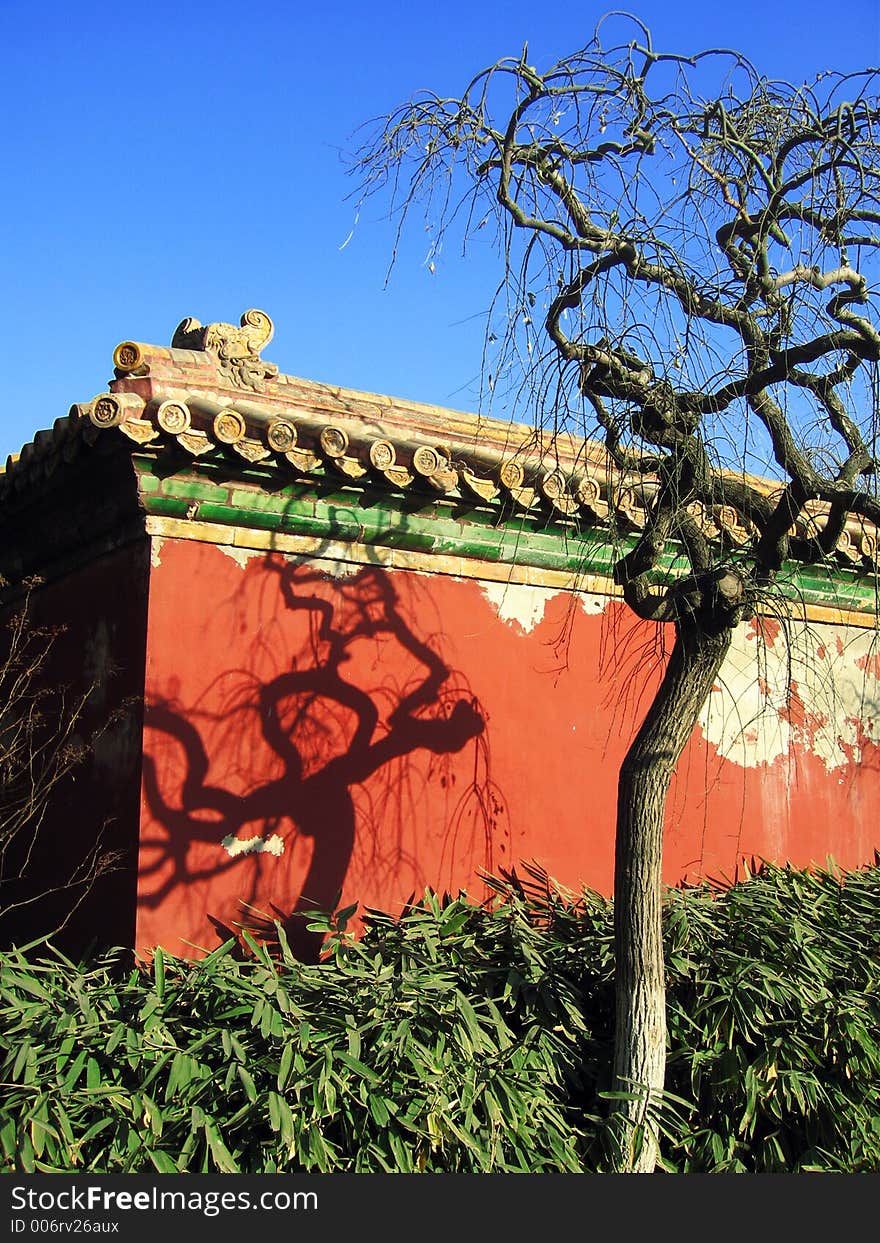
[352,13,880,1169]
[0,579,124,945]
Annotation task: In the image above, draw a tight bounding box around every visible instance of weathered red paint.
[137,538,880,958]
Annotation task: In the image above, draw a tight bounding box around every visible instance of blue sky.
[2,0,879,461]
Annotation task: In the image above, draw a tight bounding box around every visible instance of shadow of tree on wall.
[141,557,497,960]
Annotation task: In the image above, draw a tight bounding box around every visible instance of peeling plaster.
[222,833,285,858]
[480,581,550,633]
[480,580,610,633]
[579,593,610,615]
[699,620,880,772]
[214,542,366,578]
[216,544,265,570]
[283,544,387,579]
[150,537,164,568]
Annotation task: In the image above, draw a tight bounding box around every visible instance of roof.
[2,310,622,521]
[2,310,878,618]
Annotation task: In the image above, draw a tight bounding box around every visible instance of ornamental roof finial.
[170,309,278,392]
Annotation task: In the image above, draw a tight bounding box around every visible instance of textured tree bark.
[610,618,733,1172]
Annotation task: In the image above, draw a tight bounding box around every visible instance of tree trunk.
[610,618,732,1172]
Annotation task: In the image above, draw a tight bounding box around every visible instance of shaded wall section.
[0,541,150,954]
[138,537,880,959]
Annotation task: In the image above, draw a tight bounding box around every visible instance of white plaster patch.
[699,636,792,769]
[579,592,611,615]
[216,544,265,570]
[480,581,550,633]
[698,620,880,772]
[150,537,164,568]
[222,833,285,858]
[272,549,365,579]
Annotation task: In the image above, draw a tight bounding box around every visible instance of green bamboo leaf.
[49,1103,75,1151]
[75,1117,116,1150]
[237,1064,257,1102]
[204,1119,239,1173]
[104,1023,127,1056]
[268,1091,281,1133]
[335,903,359,931]
[337,1052,380,1083]
[29,1117,57,1160]
[277,1042,294,1091]
[388,1130,413,1171]
[6,972,51,1001]
[53,1036,76,1078]
[11,1041,31,1083]
[18,1130,35,1173]
[280,1102,296,1150]
[61,1049,88,1092]
[148,1149,178,1174]
[0,1117,19,1161]
[200,938,239,966]
[154,948,165,1003]
[368,1095,390,1126]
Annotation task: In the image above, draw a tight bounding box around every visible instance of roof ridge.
[2,310,878,575]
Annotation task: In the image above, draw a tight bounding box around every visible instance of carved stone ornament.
[508,485,538,510]
[835,528,860,563]
[113,341,145,373]
[576,476,600,506]
[459,467,498,502]
[369,439,396,470]
[87,392,145,429]
[540,468,566,501]
[713,503,752,545]
[177,430,213,456]
[540,468,579,516]
[715,504,740,533]
[119,419,161,446]
[425,467,459,494]
[847,519,875,565]
[383,465,414,489]
[171,310,279,392]
[233,438,271,463]
[577,475,609,519]
[89,395,127,428]
[156,401,192,435]
[285,447,322,474]
[715,502,750,546]
[412,445,446,477]
[319,426,349,458]
[615,488,646,529]
[499,460,525,490]
[267,419,297,453]
[686,500,720,539]
[331,456,368,479]
[213,410,247,445]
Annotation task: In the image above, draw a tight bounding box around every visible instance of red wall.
[137,539,880,958]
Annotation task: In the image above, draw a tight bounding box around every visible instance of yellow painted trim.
[144,514,880,630]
